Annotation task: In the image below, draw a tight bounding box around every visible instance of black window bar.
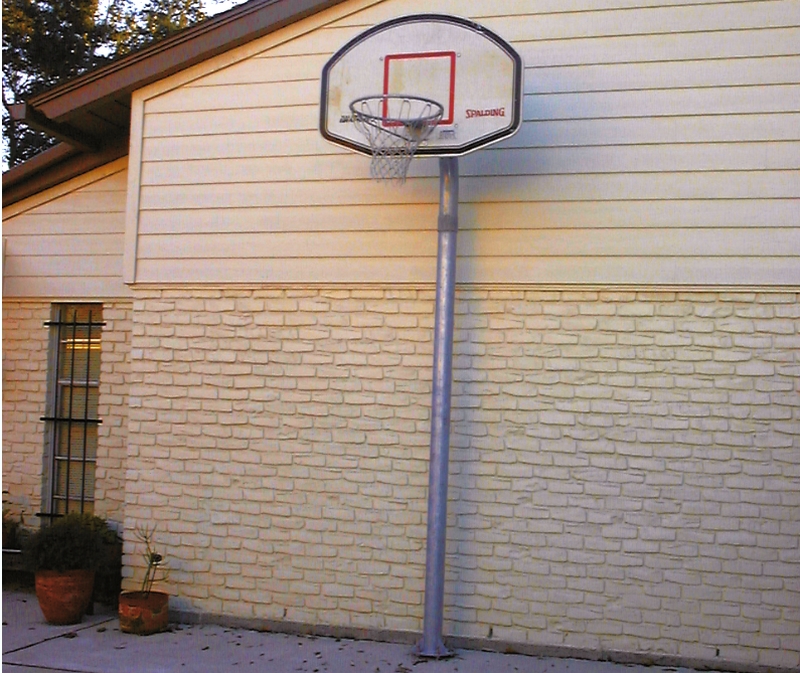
[40,306,105,518]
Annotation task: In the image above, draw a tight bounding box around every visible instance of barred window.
[43,304,103,515]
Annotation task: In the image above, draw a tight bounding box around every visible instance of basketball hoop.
[321,14,525,660]
[349,94,444,182]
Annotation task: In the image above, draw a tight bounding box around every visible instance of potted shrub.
[3,508,23,549]
[3,508,32,586]
[23,514,104,625]
[81,515,123,612]
[118,525,170,635]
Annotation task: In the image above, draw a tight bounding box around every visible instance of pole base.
[414,639,454,659]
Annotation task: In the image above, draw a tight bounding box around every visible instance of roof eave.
[2,0,349,208]
[29,0,347,122]
[2,138,128,208]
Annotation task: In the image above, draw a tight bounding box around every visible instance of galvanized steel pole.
[418,156,459,658]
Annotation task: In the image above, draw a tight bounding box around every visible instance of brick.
[9,289,798,667]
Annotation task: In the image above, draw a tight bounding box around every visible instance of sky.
[207,0,241,14]
[98,0,242,15]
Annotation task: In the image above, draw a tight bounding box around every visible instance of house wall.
[125,287,800,670]
[2,158,130,299]
[94,302,134,524]
[2,299,132,527]
[116,0,799,668]
[4,0,797,669]
[2,301,51,521]
[2,160,133,527]
[125,0,799,286]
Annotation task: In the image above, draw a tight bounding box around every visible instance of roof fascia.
[2,138,128,208]
[9,102,101,151]
[28,0,348,122]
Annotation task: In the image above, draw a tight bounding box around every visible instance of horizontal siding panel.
[137,231,433,260]
[458,256,800,286]
[74,170,128,192]
[3,213,125,236]
[138,205,440,234]
[339,0,793,26]
[481,1,800,42]
[469,142,800,175]
[140,142,800,185]
[191,54,327,87]
[137,200,800,235]
[510,113,800,148]
[142,105,308,138]
[267,21,800,64]
[142,130,325,160]
[20,192,126,215]
[8,234,124,257]
[138,171,798,209]
[145,79,317,114]
[141,114,800,161]
[4,255,123,279]
[517,27,800,67]
[132,255,797,287]
[134,257,437,284]
[129,0,798,288]
[3,166,128,298]
[458,228,800,258]
[343,0,742,22]
[147,35,800,119]
[529,56,800,94]
[464,199,800,230]
[156,55,800,113]
[3,277,129,298]
[275,2,799,57]
[142,83,800,138]
[136,227,798,262]
[190,27,799,88]
[526,85,800,121]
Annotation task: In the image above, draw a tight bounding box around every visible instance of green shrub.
[23,513,105,572]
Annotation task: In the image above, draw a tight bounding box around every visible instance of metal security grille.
[42,305,104,515]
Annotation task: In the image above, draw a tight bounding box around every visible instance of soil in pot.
[119,590,169,635]
[35,569,95,625]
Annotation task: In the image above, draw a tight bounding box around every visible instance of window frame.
[41,303,104,517]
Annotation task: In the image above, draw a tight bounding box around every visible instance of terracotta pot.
[34,569,95,625]
[118,590,169,635]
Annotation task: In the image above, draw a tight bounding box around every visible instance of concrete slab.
[2,591,724,673]
[2,589,115,653]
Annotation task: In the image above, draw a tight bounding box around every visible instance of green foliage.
[2,0,103,164]
[2,0,210,167]
[23,513,107,572]
[105,0,207,56]
[3,508,27,549]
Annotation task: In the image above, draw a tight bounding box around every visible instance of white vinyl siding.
[3,160,130,298]
[127,0,800,287]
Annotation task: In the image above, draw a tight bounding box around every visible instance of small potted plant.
[118,525,170,635]
[23,513,104,625]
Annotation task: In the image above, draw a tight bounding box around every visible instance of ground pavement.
[2,590,723,673]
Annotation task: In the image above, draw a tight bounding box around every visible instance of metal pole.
[418,156,459,658]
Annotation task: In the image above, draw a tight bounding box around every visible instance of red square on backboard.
[383,51,456,126]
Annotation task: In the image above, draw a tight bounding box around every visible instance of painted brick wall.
[95,302,133,525]
[2,300,132,528]
[2,301,50,522]
[125,288,799,670]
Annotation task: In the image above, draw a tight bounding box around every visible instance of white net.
[349,95,444,182]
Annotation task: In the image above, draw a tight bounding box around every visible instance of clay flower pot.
[119,590,169,635]
[35,569,95,625]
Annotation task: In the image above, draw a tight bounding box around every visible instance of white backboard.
[320,14,523,157]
